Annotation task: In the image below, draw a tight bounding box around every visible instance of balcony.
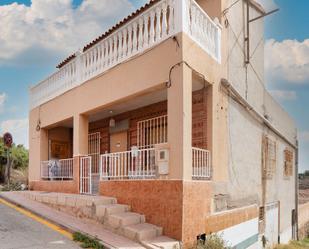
[29,0,221,109]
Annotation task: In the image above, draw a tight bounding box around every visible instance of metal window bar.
[137,115,167,149]
[192,147,211,180]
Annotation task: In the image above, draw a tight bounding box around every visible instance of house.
[28,0,298,248]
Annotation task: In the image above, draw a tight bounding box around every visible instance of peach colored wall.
[196,0,222,21]
[99,180,184,240]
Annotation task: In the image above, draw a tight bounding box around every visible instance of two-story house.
[28,0,298,248]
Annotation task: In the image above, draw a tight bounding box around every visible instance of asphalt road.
[0,202,80,249]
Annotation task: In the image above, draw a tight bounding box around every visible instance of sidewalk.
[0,191,146,249]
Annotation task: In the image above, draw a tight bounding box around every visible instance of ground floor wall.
[29,180,78,194]
[99,180,212,247]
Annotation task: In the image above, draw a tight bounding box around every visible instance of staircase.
[21,191,181,249]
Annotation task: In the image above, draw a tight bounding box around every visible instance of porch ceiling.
[88,89,167,123]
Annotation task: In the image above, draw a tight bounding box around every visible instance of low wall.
[299,202,309,239]
[205,205,259,248]
[29,180,78,194]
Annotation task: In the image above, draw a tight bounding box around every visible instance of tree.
[0,136,29,184]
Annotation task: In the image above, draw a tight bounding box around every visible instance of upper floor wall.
[29,0,222,110]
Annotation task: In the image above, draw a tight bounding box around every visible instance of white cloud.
[269,90,297,101]
[0,0,135,65]
[0,93,7,113]
[0,119,29,147]
[265,39,309,84]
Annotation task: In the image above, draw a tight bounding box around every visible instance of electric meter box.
[156,148,169,175]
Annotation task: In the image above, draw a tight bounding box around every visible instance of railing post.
[174,0,190,34]
[75,50,83,85]
[214,18,222,63]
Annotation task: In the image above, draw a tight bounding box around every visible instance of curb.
[0,193,116,249]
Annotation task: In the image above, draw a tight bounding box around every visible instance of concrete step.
[107,212,146,229]
[123,223,163,242]
[96,204,130,219]
[141,236,181,249]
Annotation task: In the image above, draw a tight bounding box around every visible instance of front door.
[110,131,128,153]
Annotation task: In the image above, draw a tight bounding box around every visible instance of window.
[262,135,277,179]
[284,148,293,177]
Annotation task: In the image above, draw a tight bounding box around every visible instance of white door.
[265,202,279,247]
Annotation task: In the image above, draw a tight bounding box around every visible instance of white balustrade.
[29,0,221,109]
[41,158,74,180]
[100,148,156,180]
[189,0,221,62]
[192,147,211,179]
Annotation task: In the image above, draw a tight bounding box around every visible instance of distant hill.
[299,177,309,204]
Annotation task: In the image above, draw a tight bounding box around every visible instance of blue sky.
[0,0,308,172]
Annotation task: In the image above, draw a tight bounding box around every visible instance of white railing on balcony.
[100,148,156,180]
[137,115,168,149]
[29,0,221,109]
[192,147,211,179]
[189,0,221,62]
[41,158,74,180]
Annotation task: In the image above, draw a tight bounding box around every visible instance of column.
[167,64,192,180]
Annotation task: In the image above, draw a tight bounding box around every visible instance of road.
[0,201,80,249]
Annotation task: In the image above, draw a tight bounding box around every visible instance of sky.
[0,0,308,172]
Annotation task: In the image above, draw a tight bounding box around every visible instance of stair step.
[107,212,146,229]
[141,236,181,249]
[96,204,130,218]
[123,223,163,242]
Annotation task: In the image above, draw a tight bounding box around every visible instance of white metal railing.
[192,147,211,179]
[29,0,221,109]
[41,158,74,180]
[100,148,156,180]
[80,156,92,194]
[137,115,168,149]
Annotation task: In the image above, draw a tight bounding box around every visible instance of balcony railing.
[100,148,156,180]
[41,158,74,180]
[29,0,221,109]
[192,147,211,179]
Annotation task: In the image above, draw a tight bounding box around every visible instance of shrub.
[192,234,231,249]
[73,232,104,249]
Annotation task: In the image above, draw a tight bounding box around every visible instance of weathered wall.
[222,0,297,244]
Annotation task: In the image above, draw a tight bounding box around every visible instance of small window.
[262,135,277,179]
[284,148,293,177]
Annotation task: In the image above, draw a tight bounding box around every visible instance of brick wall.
[89,89,208,153]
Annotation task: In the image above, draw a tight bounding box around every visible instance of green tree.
[0,136,29,183]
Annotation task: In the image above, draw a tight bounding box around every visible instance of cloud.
[0,93,7,113]
[265,39,309,85]
[0,0,135,65]
[269,90,297,101]
[0,119,29,147]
